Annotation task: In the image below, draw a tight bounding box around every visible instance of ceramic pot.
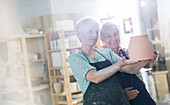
[53,82,62,93]
[128,35,154,61]
[70,82,77,92]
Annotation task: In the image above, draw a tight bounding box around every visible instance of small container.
[70,82,77,92]
[53,82,62,93]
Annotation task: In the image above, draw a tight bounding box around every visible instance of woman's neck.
[111,48,119,55]
[81,44,95,56]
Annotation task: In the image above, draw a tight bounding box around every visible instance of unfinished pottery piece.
[128,35,154,61]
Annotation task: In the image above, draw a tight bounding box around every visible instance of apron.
[116,49,156,105]
[81,49,130,105]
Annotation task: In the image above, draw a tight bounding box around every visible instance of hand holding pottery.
[120,56,138,67]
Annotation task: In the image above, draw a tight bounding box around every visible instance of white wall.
[14,0,142,48]
[15,0,99,19]
[98,0,142,48]
[14,0,51,20]
[157,0,170,53]
[120,0,142,48]
[50,0,99,18]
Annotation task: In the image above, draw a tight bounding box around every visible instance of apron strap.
[80,48,110,63]
[80,48,91,63]
[94,49,109,60]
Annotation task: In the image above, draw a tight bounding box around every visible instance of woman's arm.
[121,50,158,74]
[144,61,154,68]
[121,60,149,74]
[86,57,138,83]
[144,50,158,68]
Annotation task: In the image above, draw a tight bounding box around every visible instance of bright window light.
[141,1,146,7]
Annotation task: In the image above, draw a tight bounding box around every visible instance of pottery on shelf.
[53,82,62,93]
[70,82,77,92]
[128,35,154,61]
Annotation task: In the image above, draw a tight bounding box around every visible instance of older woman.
[68,17,148,105]
[100,22,156,105]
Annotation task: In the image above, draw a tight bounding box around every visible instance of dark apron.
[116,49,156,105]
[81,49,130,105]
[116,72,156,105]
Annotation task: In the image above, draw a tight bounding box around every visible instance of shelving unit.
[22,34,50,104]
[0,35,50,105]
[45,30,82,105]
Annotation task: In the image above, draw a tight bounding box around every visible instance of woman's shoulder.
[96,48,113,57]
[96,48,111,53]
[68,52,88,61]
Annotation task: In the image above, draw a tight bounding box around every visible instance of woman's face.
[101,26,120,50]
[78,24,99,46]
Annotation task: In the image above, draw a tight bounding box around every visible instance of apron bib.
[81,49,130,105]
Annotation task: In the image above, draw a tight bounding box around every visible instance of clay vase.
[128,35,154,61]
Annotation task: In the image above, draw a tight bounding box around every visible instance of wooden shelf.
[47,46,80,53]
[46,30,75,35]
[57,100,79,105]
[2,87,28,95]
[51,75,75,78]
[29,59,46,65]
[32,84,50,92]
[51,74,74,78]
[71,91,82,94]
[51,76,64,79]
[73,98,83,103]
[69,74,74,77]
[57,98,83,104]
[47,49,61,53]
[66,47,80,51]
[23,34,45,39]
[147,28,159,31]
[52,93,64,96]
[50,67,63,70]
[31,77,43,82]
[0,34,47,104]
[0,62,24,66]
[0,36,22,42]
[0,35,45,42]
[45,30,78,105]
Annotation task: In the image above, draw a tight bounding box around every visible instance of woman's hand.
[121,59,149,74]
[144,50,158,68]
[124,87,139,100]
[120,56,138,68]
[151,50,158,61]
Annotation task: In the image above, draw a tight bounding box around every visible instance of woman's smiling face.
[101,26,120,50]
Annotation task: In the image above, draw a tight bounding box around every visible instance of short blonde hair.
[100,22,120,37]
[76,17,99,35]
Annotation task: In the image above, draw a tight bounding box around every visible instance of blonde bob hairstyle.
[76,17,100,42]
